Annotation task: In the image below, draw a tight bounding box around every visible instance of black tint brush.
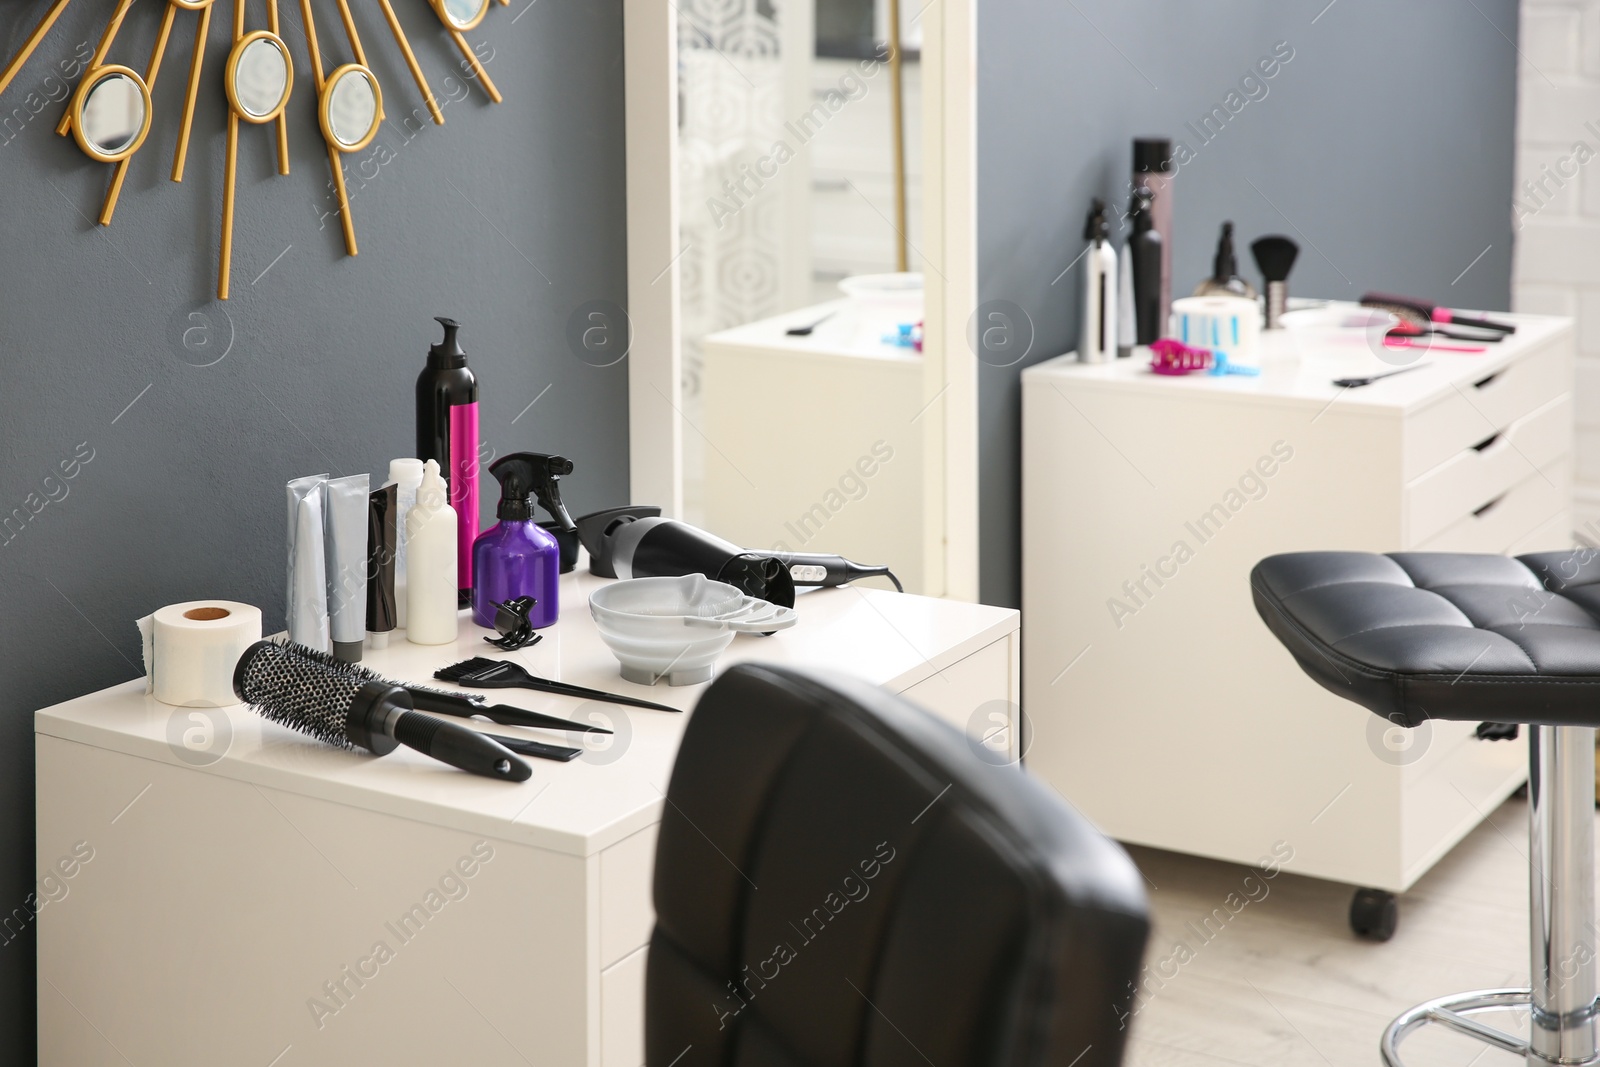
[1250,235,1299,329]
[233,641,533,780]
[435,657,682,714]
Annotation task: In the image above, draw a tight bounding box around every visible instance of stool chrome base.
[1381,726,1600,1067]
[1381,989,1558,1067]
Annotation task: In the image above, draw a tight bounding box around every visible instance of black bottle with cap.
[415,316,480,603]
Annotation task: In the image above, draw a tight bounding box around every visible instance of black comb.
[234,641,532,781]
[434,656,681,714]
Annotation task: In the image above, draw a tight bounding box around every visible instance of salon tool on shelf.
[366,483,397,649]
[483,596,543,651]
[1383,334,1484,354]
[274,640,609,733]
[434,656,683,713]
[1332,364,1432,388]
[1132,137,1175,328]
[233,640,532,781]
[1250,235,1298,329]
[1127,188,1162,346]
[1170,294,1260,370]
[387,458,424,628]
[479,732,580,762]
[575,508,904,606]
[1078,197,1118,364]
[1360,292,1515,335]
[785,310,837,336]
[407,459,458,646]
[1193,222,1256,300]
[1148,338,1260,377]
[1386,320,1503,344]
[138,601,263,708]
[589,575,799,687]
[473,453,574,629]
[287,474,331,652]
[325,473,369,662]
[416,317,479,602]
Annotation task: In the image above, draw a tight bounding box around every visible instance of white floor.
[1123,796,1545,1067]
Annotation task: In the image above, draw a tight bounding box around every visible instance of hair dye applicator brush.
[233,640,533,781]
[1250,235,1299,329]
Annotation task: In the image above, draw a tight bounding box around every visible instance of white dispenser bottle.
[406,459,458,645]
[1079,198,1118,364]
[387,458,425,628]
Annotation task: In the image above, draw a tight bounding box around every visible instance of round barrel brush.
[1250,235,1299,329]
[232,640,532,782]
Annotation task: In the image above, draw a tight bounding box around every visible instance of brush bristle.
[1250,235,1299,282]
[236,641,365,749]
[433,656,499,682]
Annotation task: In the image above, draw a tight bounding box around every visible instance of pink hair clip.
[1150,338,1212,376]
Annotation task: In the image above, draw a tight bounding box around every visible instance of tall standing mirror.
[678,0,929,591]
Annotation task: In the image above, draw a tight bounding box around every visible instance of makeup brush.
[1250,235,1299,329]
[233,640,532,781]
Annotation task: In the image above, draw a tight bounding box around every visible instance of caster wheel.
[1350,888,1397,942]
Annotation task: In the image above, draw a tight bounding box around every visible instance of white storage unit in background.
[702,300,925,592]
[35,567,1015,1067]
[1021,309,1574,908]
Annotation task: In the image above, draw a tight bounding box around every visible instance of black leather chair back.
[647,664,1149,1067]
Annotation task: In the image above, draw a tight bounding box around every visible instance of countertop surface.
[1023,304,1572,414]
[35,564,1016,857]
[703,298,924,364]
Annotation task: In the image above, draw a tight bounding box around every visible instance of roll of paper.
[137,601,263,708]
[1170,295,1261,368]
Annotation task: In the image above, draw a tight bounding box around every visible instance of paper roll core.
[184,606,231,621]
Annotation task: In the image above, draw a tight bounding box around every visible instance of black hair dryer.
[574,507,903,608]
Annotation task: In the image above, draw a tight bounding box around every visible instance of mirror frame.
[224,29,292,124]
[431,0,486,33]
[169,0,213,10]
[69,63,152,163]
[318,62,382,153]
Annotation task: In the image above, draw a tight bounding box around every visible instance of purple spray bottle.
[472,453,576,629]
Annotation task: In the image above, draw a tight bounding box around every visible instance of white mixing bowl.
[589,575,798,686]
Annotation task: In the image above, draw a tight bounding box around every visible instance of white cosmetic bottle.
[1079,198,1118,364]
[406,459,459,645]
[387,458,424,628]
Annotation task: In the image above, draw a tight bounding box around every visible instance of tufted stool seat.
[1253,550,1600,1067]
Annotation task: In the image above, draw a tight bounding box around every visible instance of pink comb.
[1150,338,1212,375]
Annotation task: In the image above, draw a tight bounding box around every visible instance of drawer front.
[1403,339,1571,481]
[1412,458,1571,552]
[601,946,648,1067]
[1405,393,1571,544]
[599,826,658,968]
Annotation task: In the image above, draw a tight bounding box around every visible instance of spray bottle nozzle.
[1084,197,1110,243]
[488,452,576,527]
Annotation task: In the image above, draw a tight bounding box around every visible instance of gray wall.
[978,0,1520,607]
[0,0,628,1051]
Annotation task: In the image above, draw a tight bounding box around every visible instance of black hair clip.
[484,597,543,651]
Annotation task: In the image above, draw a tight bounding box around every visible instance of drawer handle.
[1471,432,1501,452]
[1473,493,1507,518]
[1473,371,1502,389]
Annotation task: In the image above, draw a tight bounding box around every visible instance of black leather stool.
[1253,550,1600,1067]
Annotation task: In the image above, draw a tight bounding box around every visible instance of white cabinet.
[1021,309,1574,892]
[35,567,1016,1066]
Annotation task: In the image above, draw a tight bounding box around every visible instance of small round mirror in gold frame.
[226,31,292,123]
[433,0,487,33]
[319,63,381,152]
[70,65,151,163]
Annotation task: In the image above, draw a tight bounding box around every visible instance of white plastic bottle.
[387,458,425,627]
[406,459,458,645]
[1079,197,1118,364]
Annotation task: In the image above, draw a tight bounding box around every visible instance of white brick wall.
[1516,0,1600,526]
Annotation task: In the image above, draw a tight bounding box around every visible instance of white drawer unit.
[1021,308,1574,897]
[35,566,1018,1066]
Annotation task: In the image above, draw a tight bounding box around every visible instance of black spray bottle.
[1128,189,1163,346]
[416,317,479,605]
